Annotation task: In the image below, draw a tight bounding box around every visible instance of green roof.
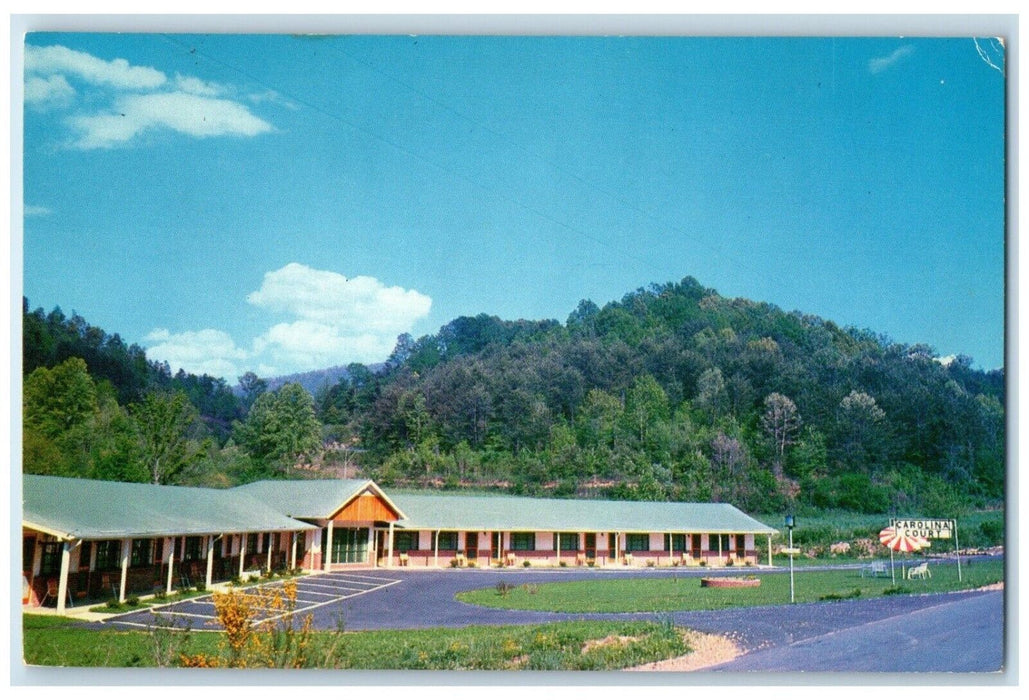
[232,479,406,520]
[23,475,316,540]
[390,492,778,535]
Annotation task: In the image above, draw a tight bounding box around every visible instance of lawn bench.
[861,561,889,578]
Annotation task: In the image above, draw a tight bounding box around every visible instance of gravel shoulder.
[626,629,743,671]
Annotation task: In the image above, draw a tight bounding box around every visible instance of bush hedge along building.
[23,475,778,613]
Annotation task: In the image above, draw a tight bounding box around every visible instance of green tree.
[129,390,206,484]
[623,374,669,445]
[238,371,268,412]
[23,357,98,438]
[695,367,727,423]
[234,383,322,476]
[834,390,889,473]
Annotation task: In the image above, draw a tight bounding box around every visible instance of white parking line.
[116,574,404,631]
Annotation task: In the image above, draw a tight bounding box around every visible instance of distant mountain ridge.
[254,364,384,397]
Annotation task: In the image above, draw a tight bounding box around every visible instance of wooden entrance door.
[584,533,596,561]
[465,532,479,560]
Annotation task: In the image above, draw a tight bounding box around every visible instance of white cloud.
[24,44,275,149]
[256,321,393,369]
[174,73,225,97]
[144,265,432,380]
[24,74,75,106]
[868,45,915,74]
[25,44,166,90]
[144,328,249,379]
[247,263,432,334]
[68,92,273,149]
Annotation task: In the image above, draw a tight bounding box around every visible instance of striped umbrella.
[878,526,929,552]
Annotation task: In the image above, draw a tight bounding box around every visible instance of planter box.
[700,577,761,588]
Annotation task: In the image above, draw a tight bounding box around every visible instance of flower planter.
[700,576,761,588]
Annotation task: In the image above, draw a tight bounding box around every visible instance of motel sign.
[891,519,955,540]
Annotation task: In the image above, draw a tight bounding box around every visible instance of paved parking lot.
[106,571,401,631]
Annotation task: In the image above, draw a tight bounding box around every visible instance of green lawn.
[456,559,1004,613]
[22,615,687,670]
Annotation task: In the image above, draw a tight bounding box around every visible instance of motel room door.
[465,532,479,561]
[584,533,596,561]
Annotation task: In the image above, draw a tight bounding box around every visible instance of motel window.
[626,534,649,552]
[153,539,163,564]
[393,531,419,553]
[40,540,62,576]
[183,536,203,562]
[94,540,121,570]
[437,532,458,550]
[510,532,535,551]
[247,533,259,555]
[557,533,579,551]
[130,539,153,567]
[296,531,306,556]
[709,534,731,552]
[664,534,686,552]
[78,541,92,571]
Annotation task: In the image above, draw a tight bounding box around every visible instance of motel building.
[23,474,778,614]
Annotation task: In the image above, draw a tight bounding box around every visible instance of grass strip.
[456,559,1003,613]
[23,615,687,670]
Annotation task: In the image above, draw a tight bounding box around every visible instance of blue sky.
[20,33,1006,380]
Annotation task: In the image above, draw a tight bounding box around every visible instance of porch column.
[205,536,215,589]
[717,534,723,566]
[56,540,72,614]
[668,532,673,564]
[118,538,131,602]
[266,534,273,572]
[325,522,334,571]
[238,534,247,579]
[556,532,560,562]
[387,522,394,569]
[290,532,298,571]
[166,537,176,594]
[767,534,773,567]
[434,530,440,568]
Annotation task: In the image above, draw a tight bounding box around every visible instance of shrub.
[195,582,206,592]
[646,560,656,568]
[126,596,140,606]
[523,560,531,567]
[450,558,461,568]
[105,598,122,609]
[559,561,568,567]
[495,581,514,597]
[820,588,862,601]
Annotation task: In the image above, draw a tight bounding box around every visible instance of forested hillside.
[21,278,1005,514]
